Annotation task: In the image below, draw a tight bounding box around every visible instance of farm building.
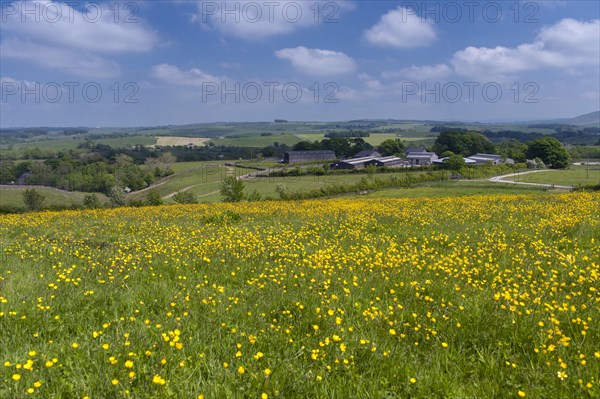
[366,156,405,168]
[465,154,514,165]
[467,153,502,164]
[283,150,337,164]
[330,156,377,170]
[406,152,438,165]
[433,157,477,165]
[353,150,381,158]
[405,147,427,155]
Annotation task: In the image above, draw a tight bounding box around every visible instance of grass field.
[1,136,155,155]
[296,133,431,146]
[208,134,302,147]
[355,181,553,199]
[127,165,227,201]
[0,187,106,211]
[155,137,209,147]
[0,193,598,398]
[505,168,600,186]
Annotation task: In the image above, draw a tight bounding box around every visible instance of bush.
[145,191,164,206]
[23,188,45,211]
[83,193,102,209]
[172,191,198,204]
[219,176,245,202]
[108,186,127,207]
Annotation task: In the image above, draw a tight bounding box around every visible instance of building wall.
[285,152,336,164]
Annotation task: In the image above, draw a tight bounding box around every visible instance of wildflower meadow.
[1,193,598,398]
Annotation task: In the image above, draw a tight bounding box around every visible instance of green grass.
[353,181,552,199]
[1,136,155,155]
[0,194,598,398]
[152,170,441,202]
[170,161,225,173]
[0,187,106,211]
[505,168,600,186]
[128,166,227,201]
[208,134,302,147]
[296,133,431,146]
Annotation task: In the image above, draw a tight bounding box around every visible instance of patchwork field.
[155,137,210,147]
[1,193,598,398]
[296,133,432,146]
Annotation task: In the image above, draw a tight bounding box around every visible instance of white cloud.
[363,7,436,48]
[358,73,384,90]
[537,18,599,59]
[197,0,354,40]
[151,64,226,86]
[383,64,452,80]
[0,39,121,78]
[1,0,158,53]
[451,18,599,80]
[1,0,158,77]
[275,47,357,76]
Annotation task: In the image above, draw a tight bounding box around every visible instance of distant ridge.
[564,111,600,126]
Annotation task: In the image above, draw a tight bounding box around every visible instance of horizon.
[2,110,599,130]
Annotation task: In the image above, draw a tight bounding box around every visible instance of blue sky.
[1,0,599,127]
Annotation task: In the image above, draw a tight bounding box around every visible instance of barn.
[283,151,337,164]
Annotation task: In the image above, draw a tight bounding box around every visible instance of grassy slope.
[208,134,302,147]
[0,187,106,210]
[353,181,551,199]
[1,136,155,155]
[505,167,600,186]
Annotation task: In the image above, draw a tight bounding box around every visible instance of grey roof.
[406,152,437,158]
[337,156,377,165]
[286,150,336,155]
[353,150,381,159]
[405,147,426,154]
[472,153,501,159]
[371,156,404,164]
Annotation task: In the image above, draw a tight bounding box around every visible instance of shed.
[284,150,337,164]
[406,152,438,166]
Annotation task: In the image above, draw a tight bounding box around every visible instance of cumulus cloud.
[383,64,452,80]
[275,47,357,76]
[451,18,599,80]
[363,7,436,48]
[196,0,354,40]
[0,39,121,78]
[1,0,158,76]
[151,64,226,86]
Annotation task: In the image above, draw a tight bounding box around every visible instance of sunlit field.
[1,193,599,398]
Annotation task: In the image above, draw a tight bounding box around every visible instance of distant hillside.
[565,111,600,126]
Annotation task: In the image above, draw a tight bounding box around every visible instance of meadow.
[1,193,599,398]
[506,167,600,187]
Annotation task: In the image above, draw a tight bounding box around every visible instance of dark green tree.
[525,137,571,169]
[378,139,406,156]
[219,176,245,202]
[446,154,466,170]
[432,131,495,156]
[261,146,276,157]
[497,139,527,162]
